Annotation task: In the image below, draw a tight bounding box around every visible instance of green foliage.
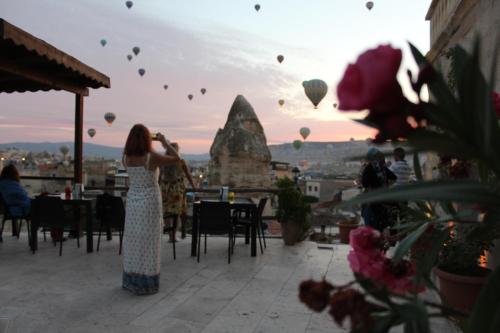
[275,177,310,225]
[438,234,490,276]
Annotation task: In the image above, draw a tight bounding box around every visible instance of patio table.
[30,194,95,253]
[191,198,258,257]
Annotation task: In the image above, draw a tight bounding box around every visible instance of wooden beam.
[0,58,89,96]
[74,94,84,184]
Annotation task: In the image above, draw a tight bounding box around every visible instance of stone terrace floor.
[0,233,459,333]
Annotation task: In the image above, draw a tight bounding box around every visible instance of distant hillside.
[0,140,392,164]
[0,142,210,161]
[268,141,392,165]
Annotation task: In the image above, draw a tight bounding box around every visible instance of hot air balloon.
[88,128,96,138]
[127,54,133,61]
[277,55,284,63]
[100,39,107,47]
[163,85,169,90]
[138,68,145,76]
[132,46,140,56]
[126,1,133,9]
[104,112,116,126]
[59,145,70,156]
[278,99,285,107]
[302,79,328,108]
[333,103,338,108]
[299,127,311,140]
[293,140,302,150]
[201,88,206,95]
[254,4,261,12]
[366,1,374,10]
[188,94,193,101]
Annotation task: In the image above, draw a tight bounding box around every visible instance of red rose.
[337,45,404,112]
[493,92,500,118]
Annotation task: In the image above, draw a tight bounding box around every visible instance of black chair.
[198,201,234,264]
[0,193,31,243]
[31,196,78,256]
[233,197,268,254]
[163,213,184,260]
[96,194,125,255]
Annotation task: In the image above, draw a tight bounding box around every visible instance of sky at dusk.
[0,0,431,153]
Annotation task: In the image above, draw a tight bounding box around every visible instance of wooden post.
[74,94,84,184]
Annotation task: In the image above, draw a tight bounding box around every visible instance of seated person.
[0,164,30,217]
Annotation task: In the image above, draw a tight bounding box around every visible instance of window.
[308,186,312,191]
[314,186,318,192]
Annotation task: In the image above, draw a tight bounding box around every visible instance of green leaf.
[398,301,430,333]
[369,313,396,333]
[393,222,429,263]
[414,228,450,286]
[338,179,500,208]
[355,274,393,307]
[466,265,500,333]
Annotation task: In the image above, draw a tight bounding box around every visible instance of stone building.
[425,0,500,268]
[426,0,500,89]
[208,95,272,188]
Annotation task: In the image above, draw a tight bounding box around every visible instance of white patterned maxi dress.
[122,154,163,295]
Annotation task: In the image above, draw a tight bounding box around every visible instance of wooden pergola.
[0,19,110,183]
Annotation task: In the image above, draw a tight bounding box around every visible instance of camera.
[151,133,160,141]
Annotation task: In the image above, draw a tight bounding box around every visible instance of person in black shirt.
[360,148,397,232]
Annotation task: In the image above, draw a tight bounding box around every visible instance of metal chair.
[233,197,268,254]
[31,196,78,256]
[96,193,125,255]
[198,201,234,264]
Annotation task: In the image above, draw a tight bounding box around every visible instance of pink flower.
[349,226,383,254]
[337,45,404,112]
[348,250,385,280]
[493,92,500,118]
[371,113,414,142]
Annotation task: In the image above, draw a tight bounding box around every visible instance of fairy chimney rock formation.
[208,95,272,187]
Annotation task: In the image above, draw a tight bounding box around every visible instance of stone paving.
[0,233,459,333]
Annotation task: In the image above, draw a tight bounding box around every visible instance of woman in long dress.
[122,124,179,295]
[160,143,196,242]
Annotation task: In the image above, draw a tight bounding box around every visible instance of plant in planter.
[275,177,311,245]
[337,214,360,244]
[298,40,500,333]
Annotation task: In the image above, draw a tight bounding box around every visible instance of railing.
[20,176,73,197]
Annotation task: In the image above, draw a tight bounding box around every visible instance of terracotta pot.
[434,266,490,314]
[338,222,359,244]
[281,222,301,246]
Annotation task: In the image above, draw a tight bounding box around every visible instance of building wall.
[426,0,500,268]
[305,181,320,198]
[427,0,500,90]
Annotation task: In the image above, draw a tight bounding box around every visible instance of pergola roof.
[0,18,110,96]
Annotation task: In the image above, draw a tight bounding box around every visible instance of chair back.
[256,197,268,220]
[96,193,125,228]
[31,196,65,228]
[199,201,231,234]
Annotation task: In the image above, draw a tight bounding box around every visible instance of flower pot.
[434,266,490,314]
[338,223,359,244]
[281,222,301,246]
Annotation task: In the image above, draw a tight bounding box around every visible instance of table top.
[32,193,94,202]
[194,197,255,206]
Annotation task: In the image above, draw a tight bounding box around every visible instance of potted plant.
[337,214,360,244]
[434,232,492,313]
[275,177,311,245]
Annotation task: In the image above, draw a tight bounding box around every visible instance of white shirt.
[390,160,413,186]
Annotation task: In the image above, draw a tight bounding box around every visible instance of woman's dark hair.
[124,124,152,156]
[0,164,20,182]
